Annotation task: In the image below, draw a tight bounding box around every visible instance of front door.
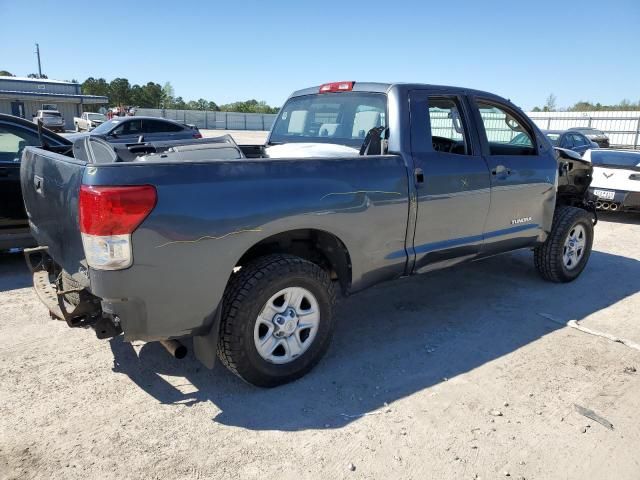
[408,90,491,273]
[10,102,25,118]
[469,97,558,255]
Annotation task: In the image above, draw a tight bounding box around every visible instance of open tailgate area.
[20,146,87,274]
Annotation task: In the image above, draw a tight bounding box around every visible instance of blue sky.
[1,0,638,110]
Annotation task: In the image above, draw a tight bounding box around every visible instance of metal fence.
[137,107,640,148]
[527,111,640,149]
[136,108,277,131]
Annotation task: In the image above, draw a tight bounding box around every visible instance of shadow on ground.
[597,211,640,225]
[0,252,31,292]
[109,248,640,431]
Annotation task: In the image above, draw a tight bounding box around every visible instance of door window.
[476,101,536,156]
[571,133,588,147]
[143,119,184,133]
[0,124,43,163]
[560,135,574,149]
[113,119,143,135]
[427,97,470,155]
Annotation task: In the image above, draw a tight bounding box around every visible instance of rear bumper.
[24,246,122,338]
[589,187,640,211]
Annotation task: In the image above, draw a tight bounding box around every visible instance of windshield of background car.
[590,150,640,168]
[87,113,106,121]
[545,133,560,146]
[90,119,120,134]
[270,92,387,148]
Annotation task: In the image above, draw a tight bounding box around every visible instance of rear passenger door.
[469,97,557,255]
[142,119,187,142]
[408,90,491,273]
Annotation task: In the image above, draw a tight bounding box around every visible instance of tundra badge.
[511,216,532,225]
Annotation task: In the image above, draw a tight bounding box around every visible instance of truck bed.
[20,143,410,341]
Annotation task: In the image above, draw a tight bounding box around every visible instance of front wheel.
[75,123,80,132]
[534,206,594,282]
[218,254,336,387]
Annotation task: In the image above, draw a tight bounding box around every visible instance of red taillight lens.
[193,131,202,138]
[319,81,355,93]
[79,185,157,236]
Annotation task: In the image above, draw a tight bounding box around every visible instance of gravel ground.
[0,204,639,479]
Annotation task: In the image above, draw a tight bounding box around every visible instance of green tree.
[27,73,48,79]
[82,77,110,97]
[109,78,131,106]
[172,96,186,109]
[543,93,557,112]
[161,82,175,108]
[0,70,14,76]
[142,82,163,108]
[207,101,219,111]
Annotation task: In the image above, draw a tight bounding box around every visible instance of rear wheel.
[218,254,336,387]
[534,206,594,282]
[75,123,80,132]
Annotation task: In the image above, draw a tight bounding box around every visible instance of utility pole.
[35,43,42,78]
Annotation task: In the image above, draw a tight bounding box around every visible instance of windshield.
[269,92,387,148]
[590,150,640,168]
[90,119,121,134]
[545,133,560,146]
[87,113,106,121]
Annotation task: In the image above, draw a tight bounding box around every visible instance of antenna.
[35,43,42,78]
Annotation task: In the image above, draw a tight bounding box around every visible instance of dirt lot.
[1,203,639,479]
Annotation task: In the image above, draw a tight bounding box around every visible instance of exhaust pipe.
[160,339,187,359]
[601,202,610,210]
[610,203,619,211]
[595,201,603,209]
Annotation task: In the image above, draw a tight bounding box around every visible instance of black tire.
[534,206,594,282]
[75,123,80,132]
[218,254,336,387]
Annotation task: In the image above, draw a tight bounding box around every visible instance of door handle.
[491,165,511,177]
[415,168,425,186]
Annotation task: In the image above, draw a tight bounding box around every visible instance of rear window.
[270,92,387,148]
[42,112,61,117]
[590,150,640,168]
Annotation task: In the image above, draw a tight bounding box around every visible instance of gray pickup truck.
[21,82,595,387]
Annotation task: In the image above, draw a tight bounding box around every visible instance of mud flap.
[192,306,222,369]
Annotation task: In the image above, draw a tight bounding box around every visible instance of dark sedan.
[542,130,599,156]
[0,114,72,250]
[568,127,610,148]
[66,116,202,144]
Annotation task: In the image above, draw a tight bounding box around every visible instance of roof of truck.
[289,82,513,105]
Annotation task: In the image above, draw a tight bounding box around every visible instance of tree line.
[81,77,279,113]
[532,93,640,112]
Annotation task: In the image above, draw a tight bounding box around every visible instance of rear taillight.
[319,81,355,93]
[192,131,202,139]
[79,185,157,270]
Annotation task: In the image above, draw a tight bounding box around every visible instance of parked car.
[21,81,595,387]
[568,127,610,148]
[583,148,640,212]
[0,114,72,250]
[74,112,107,132]
[541,130,599,156]
[32,110,65,132]
[67,116,202,144]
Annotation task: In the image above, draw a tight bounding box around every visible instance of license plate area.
[593,189,615,200]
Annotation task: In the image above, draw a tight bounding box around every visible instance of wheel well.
[236,229,352,293]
